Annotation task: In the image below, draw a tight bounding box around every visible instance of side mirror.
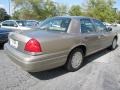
[112,24,117,27]
[107,27,112,32]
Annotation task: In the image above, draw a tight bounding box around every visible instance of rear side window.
[2,21,17,27]
[80,19,95,33]
[2,21,9,26]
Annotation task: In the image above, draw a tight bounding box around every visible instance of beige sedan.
[4,16,118,72]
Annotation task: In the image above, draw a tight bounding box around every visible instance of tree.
[56,4,68,16]
[11,0,60,19]
[0,8,10,21]
[117,11,120,23]
[85,0,117,23]
[69,5,82,16]
[12,10,20,19]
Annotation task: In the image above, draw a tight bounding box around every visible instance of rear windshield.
[39,17,71,32]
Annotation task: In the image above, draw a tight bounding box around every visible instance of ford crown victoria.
[4,16,118,72]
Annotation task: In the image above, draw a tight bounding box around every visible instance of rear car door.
[92,19,113,48]
[80,18,102,55]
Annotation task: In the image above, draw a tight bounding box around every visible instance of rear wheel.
[65,48,84,72]
[109,38,117,50]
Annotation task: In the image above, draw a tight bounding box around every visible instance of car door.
[80,18,102,55]
[92,19,113,48]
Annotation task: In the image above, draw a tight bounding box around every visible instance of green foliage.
[85,0,117,23]
[117,11,120,23]
[69,5,82,16]
[11,0,119,23]
[0,8,10,21]
[12,11,20,19]
[12,0,67,20]
[56,4,68,16]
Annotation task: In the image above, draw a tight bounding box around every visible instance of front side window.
[80,19,95,33]
[25,21,38,27]
[16,21,25,26]
[39,17,71,32]
[93,19,107,32]
[8,21,17,27]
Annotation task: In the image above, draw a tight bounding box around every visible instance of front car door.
[80,18,102,55]
[92,19,113,48]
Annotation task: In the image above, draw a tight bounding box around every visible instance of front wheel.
[65,48,84,72]
[109,38,117,50]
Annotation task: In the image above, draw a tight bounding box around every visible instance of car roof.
[54,16,96,20]
[3,20,38,22]
[2,20,16,22]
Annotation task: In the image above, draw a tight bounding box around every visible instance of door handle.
[98,35,105,39]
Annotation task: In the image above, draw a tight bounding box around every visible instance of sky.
[0,0,120,15]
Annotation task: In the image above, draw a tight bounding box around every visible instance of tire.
[65,48,84,72]
[0,43,4,47]
[109,38,117,50]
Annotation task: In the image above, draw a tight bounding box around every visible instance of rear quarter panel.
[39,33,83,54]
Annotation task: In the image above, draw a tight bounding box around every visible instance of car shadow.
[0,44,4,50]
[30,67,67,80]
[82,49,111,67]
[29,47,118,80]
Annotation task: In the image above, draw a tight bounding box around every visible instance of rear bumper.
[4,43,68,72]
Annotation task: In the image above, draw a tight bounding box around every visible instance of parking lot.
[0,31,120,90]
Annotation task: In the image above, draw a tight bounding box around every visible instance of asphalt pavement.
[0,33,120,90]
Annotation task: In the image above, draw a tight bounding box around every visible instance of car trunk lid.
[8,30,66,55]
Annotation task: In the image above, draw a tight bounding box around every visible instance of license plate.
[9,39,18,48]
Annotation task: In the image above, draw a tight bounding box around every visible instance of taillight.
[24,39,42,53]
